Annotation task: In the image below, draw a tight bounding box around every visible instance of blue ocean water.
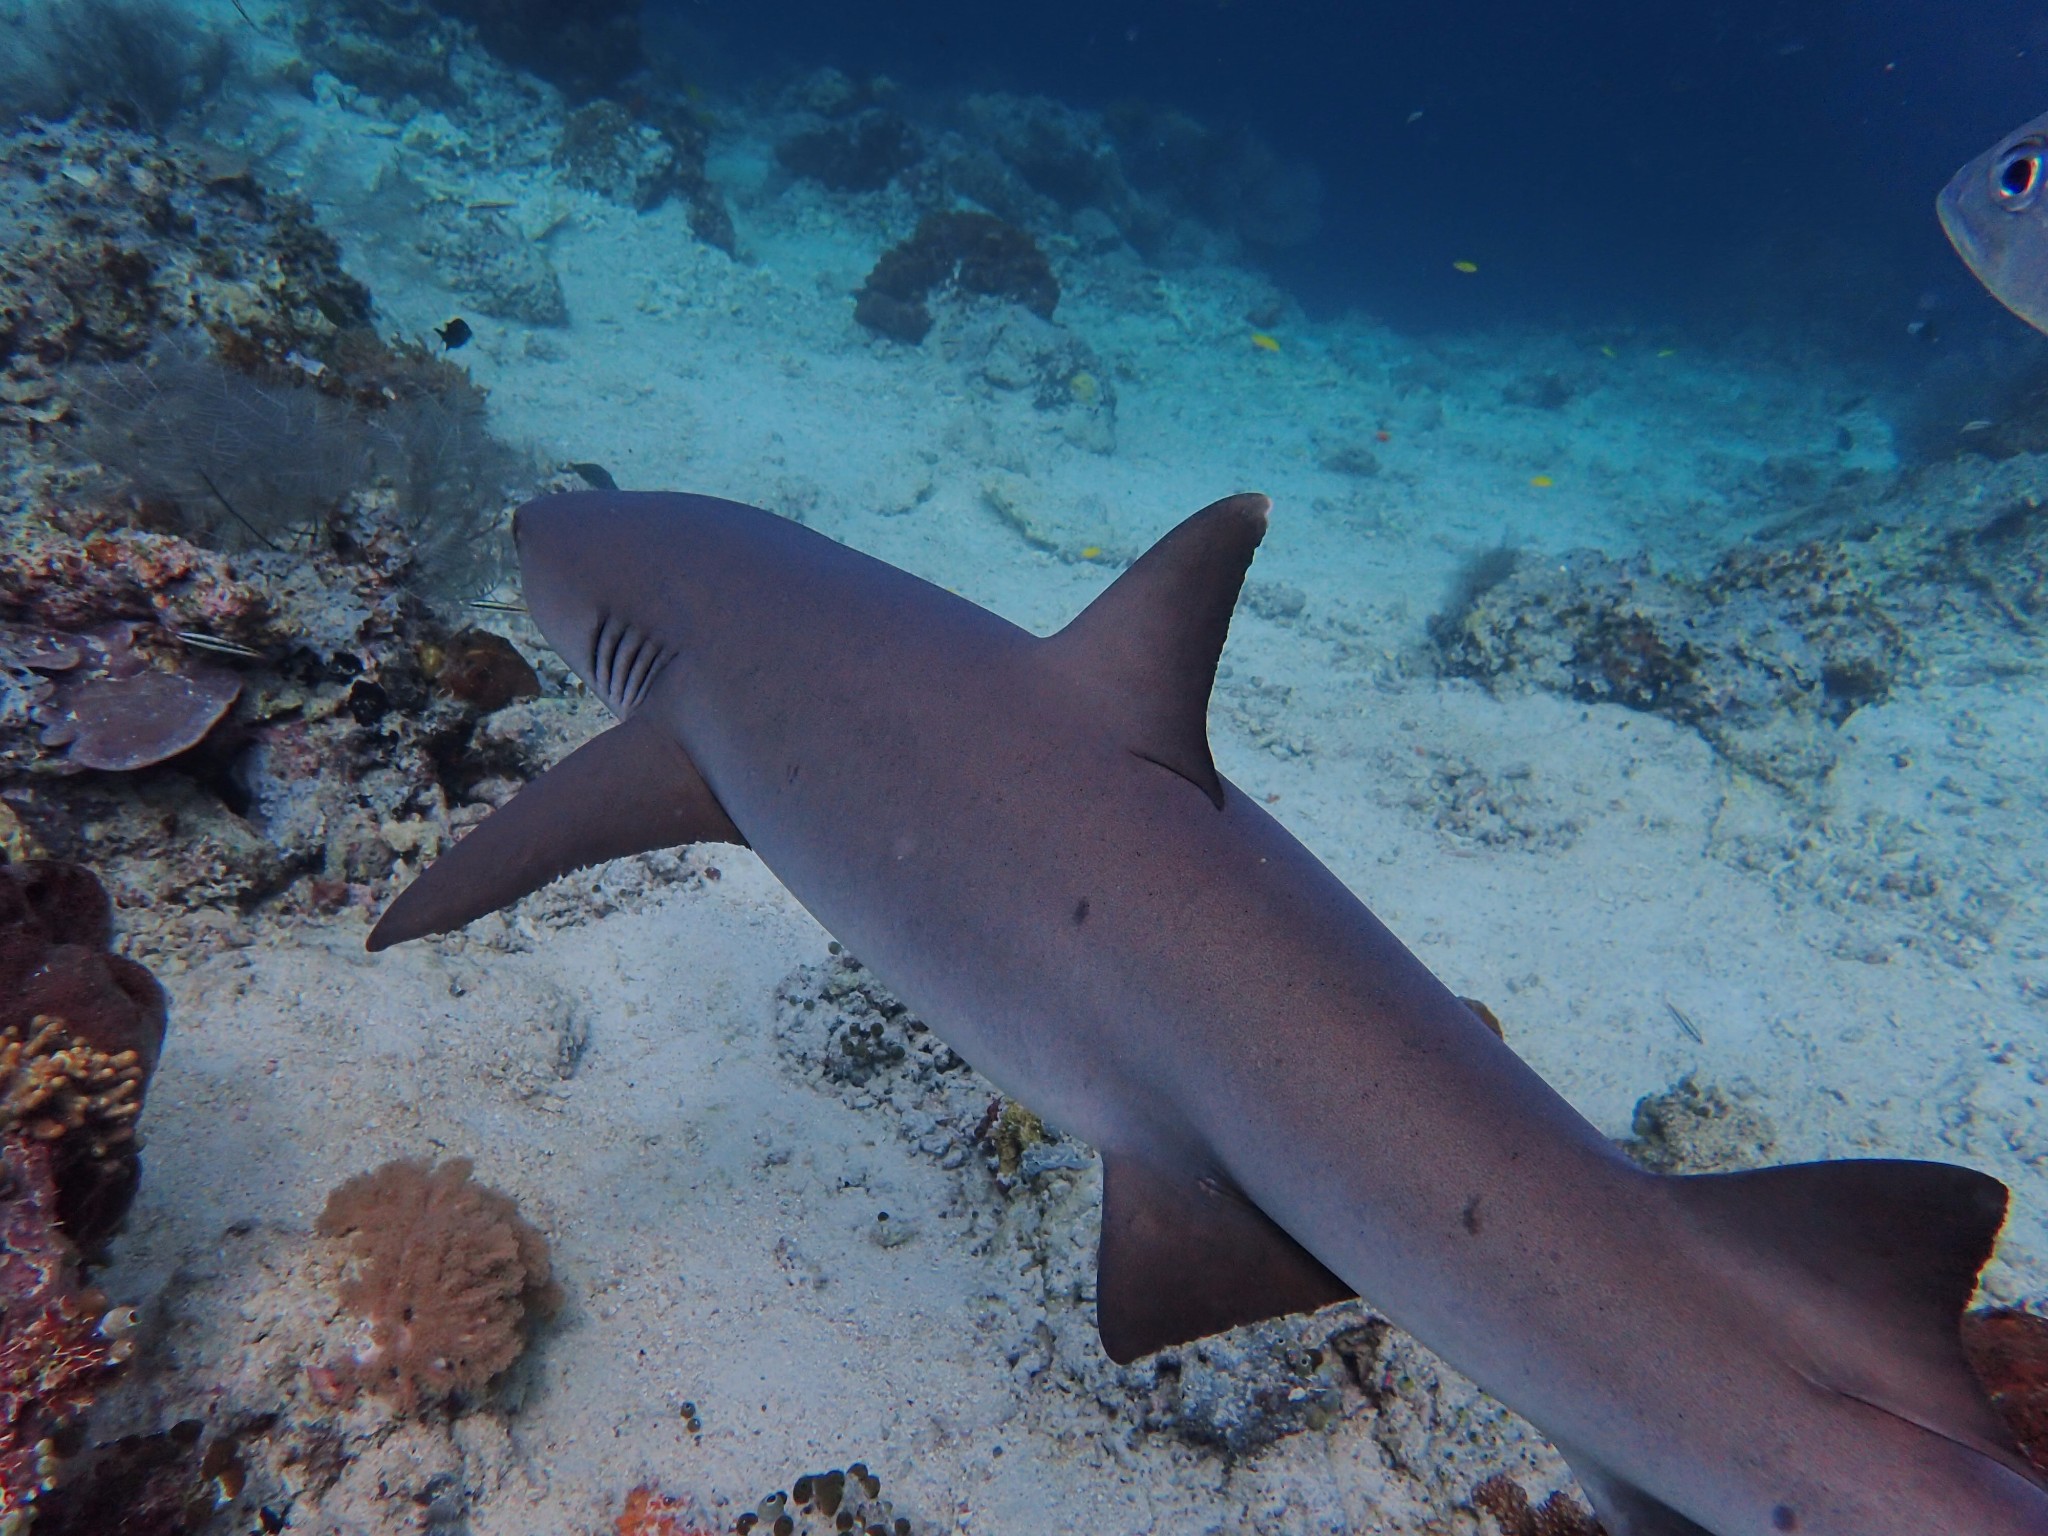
[2,0,2047,1531]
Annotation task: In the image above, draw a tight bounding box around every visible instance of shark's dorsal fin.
[366,716,746,952]
[1045,493,1270,809]
[1095,1153,1353,1363]
[1676,1159,2040,1481]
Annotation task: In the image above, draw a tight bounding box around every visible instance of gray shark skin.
[370,490,2048,1536]
[1942,109,2048,335]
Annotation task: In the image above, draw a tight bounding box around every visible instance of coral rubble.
[316,1157,561,1413]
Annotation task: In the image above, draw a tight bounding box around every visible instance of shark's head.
[513,490,694,719]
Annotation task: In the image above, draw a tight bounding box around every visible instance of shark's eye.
[1996,147,2042,206]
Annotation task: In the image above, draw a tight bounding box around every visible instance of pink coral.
[316,1157,560,1414]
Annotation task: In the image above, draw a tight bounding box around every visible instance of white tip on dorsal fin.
[1044,493,1271,808]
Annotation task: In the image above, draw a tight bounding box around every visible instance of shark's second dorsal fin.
[1096,1153,1354,1363]
[366,716,746,952]
[1046,493,1270,809]
[1676,1159,2040,1482]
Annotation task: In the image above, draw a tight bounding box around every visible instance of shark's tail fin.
[1671,1158,2028,1474]
[1555,1160,2045,1536]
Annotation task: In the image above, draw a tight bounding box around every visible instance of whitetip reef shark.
[369,490,2048,1535]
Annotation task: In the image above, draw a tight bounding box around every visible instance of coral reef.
[1470,1473,1602,1536]
[1963,1307,2048,1473]
[778,112,922,194]
[855,212,1058,345]
[942,91,1322,264]
[0,1135,135,1530]
[557,100,680,209]
[0,112,562,933]
[1437,453,2048,793]
[316,1157,560,1414]
[296,0,466,106]
[27,621,241,772]
[0,859,166,1252]
[22,1413,272,1536]
[426,628,539,712]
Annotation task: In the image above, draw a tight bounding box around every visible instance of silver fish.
[1941,110,2048,334]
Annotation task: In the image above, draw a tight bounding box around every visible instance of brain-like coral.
[316,1156,561,1414]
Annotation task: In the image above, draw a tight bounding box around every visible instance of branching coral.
[0,859,165,1252]
[316,1157,560,1414]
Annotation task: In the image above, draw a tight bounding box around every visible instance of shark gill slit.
[587,613,610,695]
[618,638,663,713]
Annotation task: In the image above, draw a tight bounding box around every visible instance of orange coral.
[617,1485,715,1536]
[0,1015,146,1159]
[1964,1306,2048,1475]
[316,1157,560,1414]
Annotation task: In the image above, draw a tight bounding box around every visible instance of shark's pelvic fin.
[1675,1159,2039,1480]
[1551,1441,1716,1536]
[1095,1153,1354,1364]
[1046,493,1270,809]
[366,716,746,952]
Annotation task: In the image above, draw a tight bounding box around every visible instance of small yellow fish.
[1251,332,1281,352]
[1600,345,1618,359]
[1657,348,1677,358]
[1080,546,1102,560]
[1452,260,1479,274]
[1529,475,1555,488]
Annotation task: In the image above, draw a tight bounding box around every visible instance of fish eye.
[1996,147,2042,206]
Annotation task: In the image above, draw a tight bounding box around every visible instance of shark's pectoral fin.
[366,717,745,952]
[1550,1442,1715,1536]
[1676,1159,2043,1483]
[1095,1155,1354,1364]
[1046,493,1270,810]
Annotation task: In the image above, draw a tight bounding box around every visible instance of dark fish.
[568,461,618,491]
[1940,111,2048,334]
[435,317,473,350]
[368,489,2048,1535]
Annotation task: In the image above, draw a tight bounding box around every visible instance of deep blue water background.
[658,0,2048,361]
